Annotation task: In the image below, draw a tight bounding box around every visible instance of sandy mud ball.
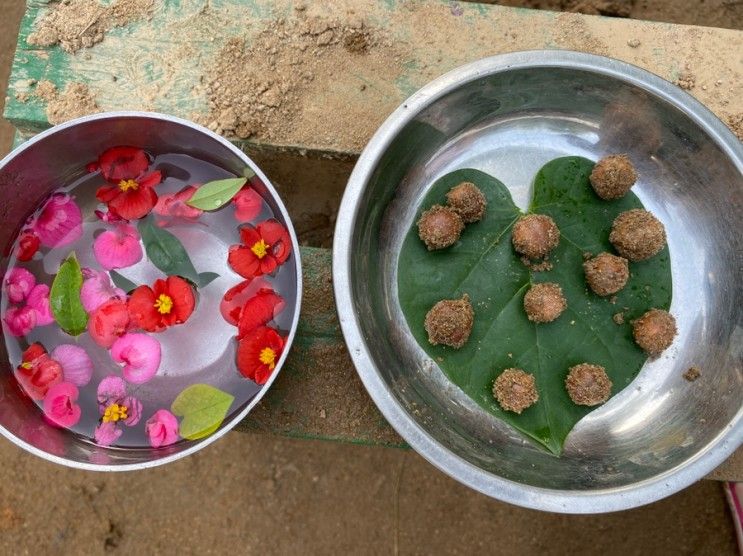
[493,368,539,414]
[589,154,637,200]
[446,182,487,223]
[565,363,612,406]
[512,214,560,260]
[632,308,677,356]
[417,204,464,250]
[609,209,666,261]
[583,252,630,297]
[523,282,567,323]
[424,294,474,349]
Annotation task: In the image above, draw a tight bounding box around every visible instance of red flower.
[88,299,130,348]
[237,288,285,340]
[93,146,162,220]
[14,343,63,400]
[16,231,40,261]
[128,276,195,332]
[227,220,291,279]
[236,326,285,384]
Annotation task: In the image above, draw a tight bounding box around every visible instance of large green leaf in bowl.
[397,157,672,455]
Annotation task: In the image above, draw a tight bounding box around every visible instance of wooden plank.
[5,0,742,154]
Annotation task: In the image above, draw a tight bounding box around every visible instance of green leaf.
[49,253,88,336]
[242,167,256,179]
[109,270,138,293]
[397,158,672,455]
[171,384,235,440]
[185,177,247,211]
[197,272,220,288]
[138,216,200,285]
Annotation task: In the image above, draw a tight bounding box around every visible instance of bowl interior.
[347,62,742,494]
[0,114,301,469]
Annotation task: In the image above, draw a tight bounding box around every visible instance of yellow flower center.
[153,294,173,314]
[20,362,32,370]
[103,403,128,423]
[118,179,139,192]
[250,239,269,259]
[259,347,277,370]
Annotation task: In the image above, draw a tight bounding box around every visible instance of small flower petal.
[16,231,40,262]
[33,194,83,248]
[4,305,36,337]
[93,224,143,270]
[232,187,263,222]
[4,267,36,304]
[97,375,127,413]
[153,185,203,220]
[80,268,126,313]
[26,284,54,326]
[97,146,149,183]
[110,333,161,384]
[88,299,130,348]
[15,354,63,400]
[43,382,81,428]
[94,421,123,447]
[51,344,93,387]
[237,288,285,339]
[219,277,272,325]
[145,409,179,448]
[122,395,142,426]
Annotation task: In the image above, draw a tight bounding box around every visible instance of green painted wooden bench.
[4,0,742,477]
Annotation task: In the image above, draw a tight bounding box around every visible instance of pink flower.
[51,344,93,386]
[26,284,54,326]
[88,299,130,348]
[97,375,126,412]
[93,223,143,270]
[81,268,125,313]
[110,333,161,384]
[233,186,263,222]
[94,422,122,447]
[4,267,36,303]
[153,185,204,221]
[3,305,36,337]
[33,193,83,248]
[43,382,81,428]
[122,395,142,426]
[145,409,179,448]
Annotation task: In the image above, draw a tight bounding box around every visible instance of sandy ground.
[0,0,739,554]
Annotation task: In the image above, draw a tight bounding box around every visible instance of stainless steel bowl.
[0,112,302,470]
[333,51,743,513]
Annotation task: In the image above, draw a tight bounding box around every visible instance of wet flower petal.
[97,146,149,183]
[80,268,126,313]
[15,352,63,401]
[94,421,123,447]
[153,185,203,220]
[93,224,143,270]
[145,409,179,448]
[237,326,285,384]
[4,305,36,337]
[33,194,83,248]
[43,382,81,428]
[97,375,127,413]
[4,267,36,304]
[110,333,161,384]
[51,344,93,387]
[237,288,285,339]
[232,186,263,222]
[88,299,130,348]
[16,231,40,262]
[122,395,142,426]
[219,277,272,325]
[94,209,124,223]
[26,284,54,326]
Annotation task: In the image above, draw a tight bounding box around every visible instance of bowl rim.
[332,49,743,513]
[0,110,303,471]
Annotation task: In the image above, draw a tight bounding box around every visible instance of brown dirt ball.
[424,294,474,349]
[511,214,560,260]
[609,209,666,261]
[589,154,637,200]
[632,309,677,356]
[445,181,487,223]
[565,363,612,406]
[417,204,464,250]
[523,282,567,323]
[492,368,539,414]
[583,252,630,296]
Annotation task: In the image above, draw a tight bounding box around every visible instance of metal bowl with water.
[0,112,302,470]
[333,51,743,513]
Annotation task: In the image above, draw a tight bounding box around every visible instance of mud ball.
[565,363,612,406]
[632,309,677,356]
[424,294,474,349]
[493,368,539,414]
[523,282,567,323]
[417,205,464,250]
[445,181,487,223]
[609,209,666,261]
[583,252,630,297]
[511,214,560,260]
[589,154,637,200]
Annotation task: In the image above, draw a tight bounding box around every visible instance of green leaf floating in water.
[138,216,219,287]
[186,177,247,211]
[397,157,672,455]
[50,253,88,336]
[109,270,138,293]
[171,384,235,440]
